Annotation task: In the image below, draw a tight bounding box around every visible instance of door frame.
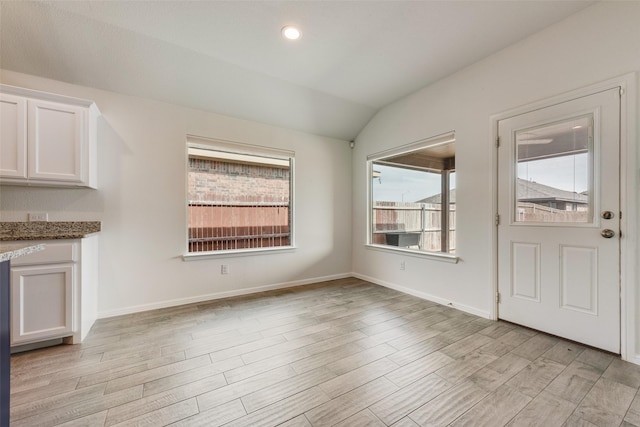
[490,73,637,363]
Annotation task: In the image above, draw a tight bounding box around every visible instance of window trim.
[184,135,295,259]
[183,245,297,261]
[366,131,455,162]
[366,131,459,261]
[365,243,459,263]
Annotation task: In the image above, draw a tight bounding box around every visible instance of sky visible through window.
[372,164,456,203]
[518,153,588,194]
[373,153,585,205]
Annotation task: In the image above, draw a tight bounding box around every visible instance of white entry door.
[497,87,621,353]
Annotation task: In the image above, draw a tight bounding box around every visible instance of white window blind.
[186,136,294,254]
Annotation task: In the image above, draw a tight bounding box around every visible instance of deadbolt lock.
[601,211,614,220]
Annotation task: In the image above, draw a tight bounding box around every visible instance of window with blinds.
[187,138,294,254]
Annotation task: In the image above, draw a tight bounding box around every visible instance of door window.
[515,115,593,223]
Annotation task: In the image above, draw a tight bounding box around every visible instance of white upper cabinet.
[0,85,100,188]
[0,93,27,179]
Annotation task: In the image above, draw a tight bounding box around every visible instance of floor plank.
[449,384,532,426]
[369,373,452,425]
[241,366,336,413]
[169,399,246,427]
[304,377,398,426]
[507,391,575,427]
[574,377,636,426]
[408,380,489,426]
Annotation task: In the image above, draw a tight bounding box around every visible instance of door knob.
[601,211,614,219]
[601,229,615,238]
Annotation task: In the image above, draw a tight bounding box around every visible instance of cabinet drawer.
[11,241,76,266]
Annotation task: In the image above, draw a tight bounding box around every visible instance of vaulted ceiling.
[0,1,595,141]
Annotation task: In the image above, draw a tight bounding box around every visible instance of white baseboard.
[97,273,352,319]
[97,272,491,321]
[623,352,640,365]
[352,272,491,319]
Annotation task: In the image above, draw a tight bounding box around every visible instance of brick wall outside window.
[187,157,291,252]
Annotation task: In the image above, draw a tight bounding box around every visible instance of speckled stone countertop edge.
[1,233,100,241]
[0,221,101,241]
[0,243,45,262]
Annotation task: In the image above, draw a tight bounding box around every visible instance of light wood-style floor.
[10,277,640,426]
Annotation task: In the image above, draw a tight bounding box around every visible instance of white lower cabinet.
[8,236,98,347]
[11,263,74,345]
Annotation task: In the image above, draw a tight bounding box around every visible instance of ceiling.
[0,1,595,141]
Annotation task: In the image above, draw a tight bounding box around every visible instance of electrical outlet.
[221,264,229,275]
[400,261,405,271]
[28,212,48,222]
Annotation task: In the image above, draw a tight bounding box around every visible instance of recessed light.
[281,26,301,40]
[572,125,583,129]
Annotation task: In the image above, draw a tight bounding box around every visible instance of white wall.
[0,70,353,317]
[352,2,640,358]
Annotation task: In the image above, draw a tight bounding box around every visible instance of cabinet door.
[10,264,74,345]
[28,99,86,184]
[0,93,27,179]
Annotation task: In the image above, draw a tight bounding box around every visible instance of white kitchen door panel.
[560,245,598,315]
[510,242,541,302]
[22,272,67,332]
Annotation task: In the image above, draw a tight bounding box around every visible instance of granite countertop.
[0,221,101,241]
[0,243,45,262]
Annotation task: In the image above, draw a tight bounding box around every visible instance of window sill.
[182,246,296,261]
[365,244,459,264]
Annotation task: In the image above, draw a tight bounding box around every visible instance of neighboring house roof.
[517,178,588,204]
[417,189,456,204]
[416,179,587,205]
